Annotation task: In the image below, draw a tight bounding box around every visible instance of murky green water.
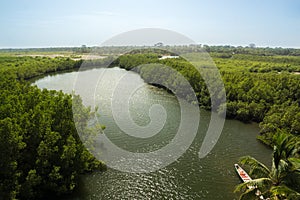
[34,67,272,199]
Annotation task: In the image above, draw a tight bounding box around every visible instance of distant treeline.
[2,45,300,56]
[0,56,116,80]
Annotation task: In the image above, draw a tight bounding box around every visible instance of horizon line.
[0,44,300,50]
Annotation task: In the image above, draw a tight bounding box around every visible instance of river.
[34,67,272,200]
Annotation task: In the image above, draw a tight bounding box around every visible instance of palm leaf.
[276,159,289,180]
[239,156,270,178]
[238,188,258,200]
[288,157,300,172]
[270,185,300,199]
[235,182,251,193]
[273,145,282,170]
[273,132,300,159]
[234,178,272,193]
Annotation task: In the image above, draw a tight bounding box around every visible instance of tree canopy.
[0,57,105,200]
[1,46,300,199]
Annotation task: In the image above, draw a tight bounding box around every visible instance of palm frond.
[277,159,289,180]
[272,145,281,170]
[235,182,251,193]
[273,132,300,159]
[238,188,257,200]
[288,157,300,172]
[234,178,272,193]
[236,132,300,200]
[239,156,270,177]
[270,185,300,199]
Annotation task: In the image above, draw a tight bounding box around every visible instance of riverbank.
[33,67,273,200]
[110,53,300,147]
[15,50,299,148]
[1,46,300,199]
[19,51,300,147]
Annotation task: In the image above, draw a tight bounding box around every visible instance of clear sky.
[1,0,300,48]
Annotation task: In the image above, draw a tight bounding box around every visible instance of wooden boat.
[234,164,252,183]
[234,164,267,200]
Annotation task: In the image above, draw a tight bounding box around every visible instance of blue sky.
[0,0,300,48]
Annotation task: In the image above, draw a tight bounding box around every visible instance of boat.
[234,164,252,183]
[234,164,267,200]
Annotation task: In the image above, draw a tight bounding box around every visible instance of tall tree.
[235,132,300,199]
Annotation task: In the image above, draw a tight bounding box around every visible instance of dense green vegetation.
[1,45,300,199]
[0,56,82,80]
[0,57,105,199]
[109,50,300,145]
[235,132,300,199]
[2,44,300,56]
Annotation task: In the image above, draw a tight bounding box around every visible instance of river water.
[34,67,272,200]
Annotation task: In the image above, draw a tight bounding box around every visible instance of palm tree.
[235,132,300,200]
